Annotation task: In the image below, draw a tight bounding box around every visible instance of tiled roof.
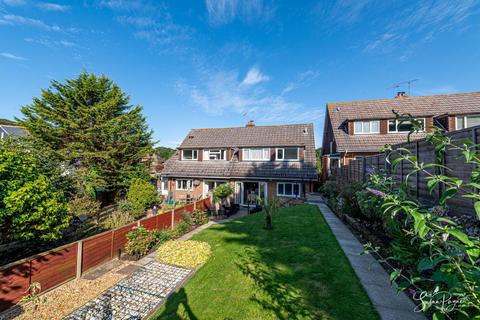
[163,123,317,180]
[326,92,480,153]
[0,125,28,137]
[179,123,314,148]
[328,91,480,120]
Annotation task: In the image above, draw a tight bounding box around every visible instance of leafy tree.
[127,178,158,218]
[0,137,71,242]
[19,71,153,194]
[0,118,17,125]
[155,146,176,161]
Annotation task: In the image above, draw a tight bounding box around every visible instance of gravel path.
[63,262,191,320]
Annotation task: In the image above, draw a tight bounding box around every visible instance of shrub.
[337,182,362,217]
[191,209,209,225]
[212,183,234,204]
[171,222,190,239]
[319,181,339,199]
[102,210,134,229]
[68,195,101,221]
[152,229,172,243]
[127,178,158,219]
[124,226,156,257]
[118,199,134,213]
[156,240,211,269]
[182,212,193,226]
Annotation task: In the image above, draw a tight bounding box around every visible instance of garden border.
[0,197,212,313]
[308,197,425,320]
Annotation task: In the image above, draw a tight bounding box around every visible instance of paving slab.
[309,201,425,320]
[64,262,192,320]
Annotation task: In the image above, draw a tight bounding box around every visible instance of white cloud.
[205,0,274,25]
[176,67,323,123]
[0,52,26,60]
[364,1,480,53]
[24,37,77,48]
[282,70,319,95]
[0,14,62,31]
[38,3,71,12]
[241,66,269,86]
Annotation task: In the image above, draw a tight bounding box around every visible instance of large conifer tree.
[19,71,153,193]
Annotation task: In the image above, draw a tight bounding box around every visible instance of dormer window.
[354,120,379,134]
[388,118,425,133]
[204,149,226,160]
[243,148,270,161]
[182,149,198,160]
[276,147,299,161]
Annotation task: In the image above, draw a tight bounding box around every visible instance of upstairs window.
[388,118,425,133]
[176,179,192,190]
[276,147,299,161]
[456,115,480,130]
[243,148,270,161]
[204,149,226,160]
[354,120,379,134]
[182,149,198,160]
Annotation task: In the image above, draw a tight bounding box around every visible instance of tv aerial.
[390,79,419,95]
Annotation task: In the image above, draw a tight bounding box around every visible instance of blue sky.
[1,0,480,147]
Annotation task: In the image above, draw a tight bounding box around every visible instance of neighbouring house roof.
[0,125,28,138]
[325,92,480,153]
[162,123,317,180]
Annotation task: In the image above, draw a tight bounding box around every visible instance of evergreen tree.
[19,71,153,193]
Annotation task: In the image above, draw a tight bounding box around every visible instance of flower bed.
[156,240,211,269]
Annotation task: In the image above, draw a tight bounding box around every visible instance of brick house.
[161,121,317,204]
[321,91,480,180]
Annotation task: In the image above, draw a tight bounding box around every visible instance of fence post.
[362,157,366,183]
[193,200,197,211]
[76,240,83,279]
[171,209,175,228]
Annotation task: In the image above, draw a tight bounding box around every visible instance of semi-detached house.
[161,121,318,204]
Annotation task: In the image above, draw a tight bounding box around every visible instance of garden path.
[307,194,426,320]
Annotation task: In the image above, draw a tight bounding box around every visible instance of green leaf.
[432,311,445,320]
[447,229,473,246]
[475,201,480,220]
[439,188,457,206]
[390,270,401,284]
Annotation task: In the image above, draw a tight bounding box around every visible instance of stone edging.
[310,201,426,320]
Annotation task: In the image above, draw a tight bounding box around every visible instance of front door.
[238,181,268,205]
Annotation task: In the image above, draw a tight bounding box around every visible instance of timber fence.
[331,126,480,216]
[0,197,212,312]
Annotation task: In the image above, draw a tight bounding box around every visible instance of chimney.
[246,120,255,127]
[395,91,407,98]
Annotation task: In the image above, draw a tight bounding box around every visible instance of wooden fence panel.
[81,232,113,273]
[30,243,77,293]
[183,204,194,214]
[157,211,172,230]
[173,208,185,225]
[140,216,157,231]
[0,261,30,311]
[331,126,480,216]
[112,223,136,254]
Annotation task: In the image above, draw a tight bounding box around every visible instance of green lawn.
[153,204,379,320]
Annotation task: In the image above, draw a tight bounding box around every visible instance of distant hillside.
[0,118,17,125]
[155,146,176,161]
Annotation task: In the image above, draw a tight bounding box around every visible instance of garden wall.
[332,126,480,216]
[0,197,211,312]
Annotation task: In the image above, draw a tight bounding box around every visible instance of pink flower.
[366,187,387,198]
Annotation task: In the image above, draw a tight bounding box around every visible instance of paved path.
[64,262,191,320]
[308,196,425,320]
[63,211,249,320]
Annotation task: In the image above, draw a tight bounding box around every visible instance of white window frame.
[388,118,425,133]
[204,149,226,161]
[456,115,480,130]
[182,149,198,161]
[276,147,299,161]
[176,179,192,191]
[277,182,301,198]
[243,148,270,161]
[353,120,380,134]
